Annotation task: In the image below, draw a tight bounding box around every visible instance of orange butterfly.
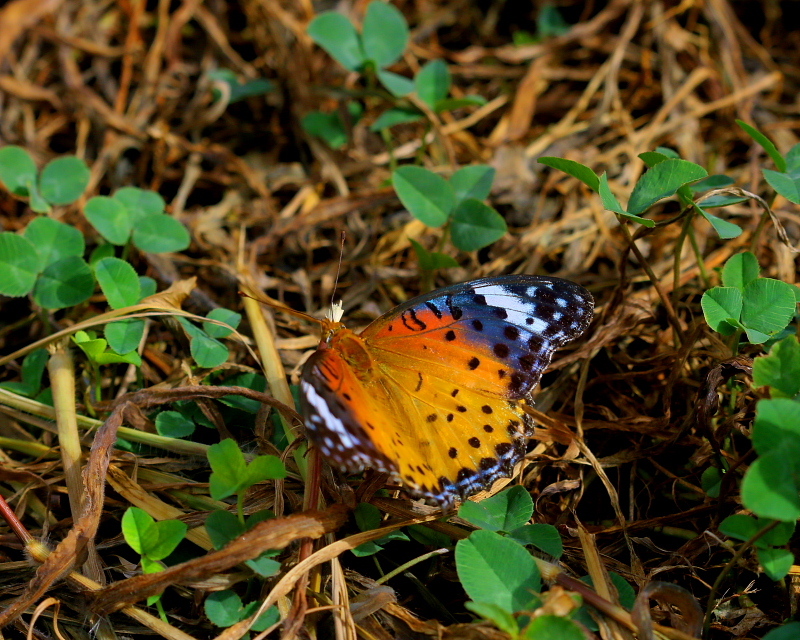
[300,275,593,506]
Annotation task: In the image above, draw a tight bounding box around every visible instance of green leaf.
[599,173,655,226]
[247,554,282,577]
[23,217,85,267]
[84,196,133,245]
[28,181,51,213]
[508,523,563,558]
[361,1,409,68]
[190,332,229,368]
[0,145,38,197]
[251,605,280,631]
[415,59,451,109]
[406,523,452,548]
[458,486,532,532]
[145,519,187,561]
[121,507,185,561]
[208,439,286,500]
[94,257,141,309]
[377,69,414,97]
[763,168,800,205]
[73,331,107,361]
[752,399,800,456]
[0,349,48,397]
[122,507,156,555]
[450,199,506,251]
[39,156,90,205]
[131,214,191,253]
[410,239,458,270]
[208,439,247,500]
[32,256,94,309]
[113,187,166,218]
[756,546,794,581]
[523,615,585,640]
[370,107,423,131]
[719,514,760,541]
[355,502,381,531]
[654,146,681,158]
[393,166,454,227]
[753,336,800,398]
[699,194,748,208]
[205,509,245,549]
[690,174,735,193]
[205,590,245,627]
[741,453,800,521]
[203,308,242,338]
[0,232,43,297]
[245,454,288,486]
[638,151,671,168]
[539,157,600,191]
[763,623,800,640]
[464,601,519,636]
[701,466,723,498]
[155,410,196,438]
[89,243,116,265]
[786,143,800,173]
[139,276,157,298]
[307,12,365,71]
[627,159,707,215]
[762,519,796,547]
[303,111,349,149]
[737,120,786,172]
[105,319,145,355]
[455,530,541,612]
[741,278,797,343]
[433,95,487,112]
[696,207,742,239]
[536,4,570,38]
[700,287,743,335]
[450,165,495,204]
[93,348,141,366]
[721,251,760,290]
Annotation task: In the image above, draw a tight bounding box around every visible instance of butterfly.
[299,275,594,507]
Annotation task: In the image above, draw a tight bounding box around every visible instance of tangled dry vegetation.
[0,0,798,639]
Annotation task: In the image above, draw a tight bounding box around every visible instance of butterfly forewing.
[362,276,594,399]
[300,275,594,506]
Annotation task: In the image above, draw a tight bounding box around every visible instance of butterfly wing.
[361,275,594,400]
[301,275,594,506]
[301,342,531,505]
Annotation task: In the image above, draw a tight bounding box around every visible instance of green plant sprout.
[454,486,589,639]
[121,507,187,619]
[205,508,282,577]
[0,147,190,310]
[304,1,484,149]
[513,4,572,45]
[351,502,409,557]
[207,438,287,524]
[391,164,505,280]
[206,68,274,104]
[204,590,279,633]
[701,252,799,347]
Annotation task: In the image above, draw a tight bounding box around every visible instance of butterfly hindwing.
[302,344,532,505]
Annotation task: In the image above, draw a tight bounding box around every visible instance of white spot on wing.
[301,380,358,450]
[475,285,551,334]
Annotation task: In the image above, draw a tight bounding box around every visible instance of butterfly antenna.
[239,289,321,325]
[326,231,346,323]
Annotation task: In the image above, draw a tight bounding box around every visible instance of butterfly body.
[300,275,594,506]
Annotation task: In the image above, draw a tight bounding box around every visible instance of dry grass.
[0,1,798,639]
